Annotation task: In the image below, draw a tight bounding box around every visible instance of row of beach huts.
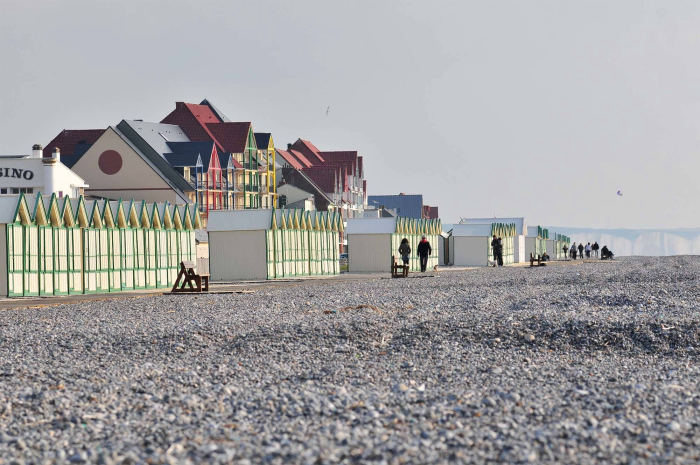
[0,195,570,297]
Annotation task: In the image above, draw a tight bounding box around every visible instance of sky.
[1,0,699,229]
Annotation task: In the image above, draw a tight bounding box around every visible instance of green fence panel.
[145,229,157,289]
[120,228,135,291]
[134,229,146,289]
[155,230,169,288]
[166,229,178,286]
[23,225,39,296]
[97,229,109,293]
[39,226,54,296]
[54,227,69,295]
[83,228,98,294]
[108,228,122,292]
[68,227,83,294]
[7,224,24,297]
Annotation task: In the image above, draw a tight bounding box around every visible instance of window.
[0,188,6,194]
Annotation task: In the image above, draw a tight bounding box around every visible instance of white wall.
[524,237,536,258]
[546,240,557,257]
[452,236,488,266]
[209,230,267,280]
[0,226,6,296]
[348,234,391,272]
[513,235,526,263]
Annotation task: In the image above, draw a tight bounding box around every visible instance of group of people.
[399,235,433,272]
[566,241,613,260]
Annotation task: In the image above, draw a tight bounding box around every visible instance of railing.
[244,184,260,192]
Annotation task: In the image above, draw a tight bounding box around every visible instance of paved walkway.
[0,259,590,311]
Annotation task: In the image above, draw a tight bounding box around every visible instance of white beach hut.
[525,226,548,259]
[448,222,516,267]
[456,218,527,263]
[346,216,441,273]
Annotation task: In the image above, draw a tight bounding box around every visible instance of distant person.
[601,245,614,260]
[491,235,499,267]
[578,243,584,259]
[496,237,504,266]
[570,243,577,260]
[592,242,600,258]
[398,238,411,266]
[417,235,432,272]
[585,242,592,258]
[563,244,568,259]
[542,252,550,262]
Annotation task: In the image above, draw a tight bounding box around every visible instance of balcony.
[244,184,260,192]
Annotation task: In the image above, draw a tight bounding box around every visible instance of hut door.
[54,227,69,295]
[7,224,24,297]
[98,229,109,293]
[109,228,122,292]
[68,228,83,294]
[24,225,39,296]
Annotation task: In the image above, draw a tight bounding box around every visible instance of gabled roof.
[161,102,226,153]
[278,168,335,208]
[319,151,358,175]
[288,149,313,168]
[206,122,252,154]
[290,138,325,164]
[43,129,105,159]
[276,148,303,169]
[114,122,194,196]
[218,152,239,170]
[303,167,338,193]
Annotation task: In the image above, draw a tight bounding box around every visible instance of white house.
[0,145,88,198]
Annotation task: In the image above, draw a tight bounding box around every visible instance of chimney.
[52,147,61,162]
[32,144,43,158]
[287,143,292,150]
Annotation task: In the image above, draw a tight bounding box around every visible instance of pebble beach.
[1,256,699,463]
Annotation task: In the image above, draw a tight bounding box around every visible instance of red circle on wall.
[98,150,123,175]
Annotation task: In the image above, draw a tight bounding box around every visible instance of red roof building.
[43,129,105,163]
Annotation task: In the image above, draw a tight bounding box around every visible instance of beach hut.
[525,226,548,259]
[448,222,516,267]
[207,208,340,281]
[546,233,570,260]
[0,193,198,297]
[456,218,527,263]
[345,216,440,273]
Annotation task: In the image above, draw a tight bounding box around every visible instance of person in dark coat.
[417,235,432,272]
[601,245,614,259]
[592,242,600,258]
[563,244,568,259]
[398,238,411,266]
[578,243,584,259]
[491,235,504,267]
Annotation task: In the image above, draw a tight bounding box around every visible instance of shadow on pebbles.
[1,256,699,463]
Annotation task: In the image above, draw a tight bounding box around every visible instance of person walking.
[570,242,577,259]
[417,235,432,272]
[496,237,504,266]
[398,238,411,266]
[578,242,584,260]
[562,244,568,260]
[592,242,599,258]
[491,235,499,267]
[585,242,592,258]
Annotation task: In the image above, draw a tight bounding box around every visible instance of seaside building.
[447,223,516,267]
[207,209,341,281]
[345,217,441,273]
[525,226,548,259]
[0,145,89,198]
[0,193,200,297]
[456,217,527,263]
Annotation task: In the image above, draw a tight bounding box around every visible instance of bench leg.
[202,276,209,292]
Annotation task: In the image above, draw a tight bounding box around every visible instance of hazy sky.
[1,0,699,228]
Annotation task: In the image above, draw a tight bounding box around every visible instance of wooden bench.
[391,255,409,278]
[171,260,210,293]
[530,253,546,267]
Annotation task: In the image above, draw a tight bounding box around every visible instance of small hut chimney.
[52,147,61,162]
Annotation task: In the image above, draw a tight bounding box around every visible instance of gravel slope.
[1,256,699,464]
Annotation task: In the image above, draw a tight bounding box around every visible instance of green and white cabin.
[525,226,548,258]
[547,233,571,260]
[0,193,199,297]
[448,222,516,266]
[345,216,441,273]
[207,208,341,281]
